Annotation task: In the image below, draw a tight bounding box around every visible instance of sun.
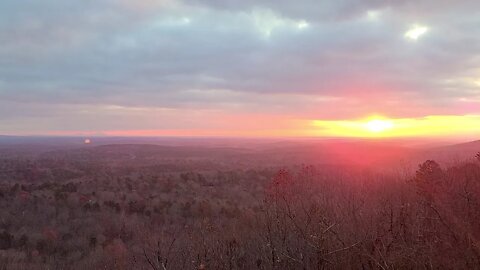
[365,119,394,133]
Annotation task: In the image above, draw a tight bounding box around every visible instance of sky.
[1,0,479,138]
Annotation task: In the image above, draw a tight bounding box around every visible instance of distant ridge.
[433,140,480,151]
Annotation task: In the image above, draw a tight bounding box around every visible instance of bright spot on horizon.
[311,115,480,138]
[404,24,429,40]
[84,138,91,144]
[365,119,394,133]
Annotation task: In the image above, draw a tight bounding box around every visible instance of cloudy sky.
[1,0,479,137]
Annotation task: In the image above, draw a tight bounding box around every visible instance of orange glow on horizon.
[312,114,480,138]
[10,114,480,140]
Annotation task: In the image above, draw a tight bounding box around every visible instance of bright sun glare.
[365,119,394,133]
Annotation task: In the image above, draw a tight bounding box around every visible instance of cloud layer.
[0,0,479,135]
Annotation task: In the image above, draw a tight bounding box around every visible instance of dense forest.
[0,144,479,269]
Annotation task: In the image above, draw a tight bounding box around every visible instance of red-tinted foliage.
[265,168,294,201]
[42,227,58,242]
